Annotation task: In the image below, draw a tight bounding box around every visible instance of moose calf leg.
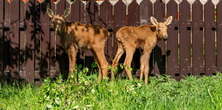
[143,51,151,84]
[67,45,77,75]
[144,63,150,84]
[139,53,146,80]
[123,48,135,80]
[111,44,124,80]
[93,47,109,82]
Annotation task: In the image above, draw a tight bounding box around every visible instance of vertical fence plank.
[179,0,192,76]
[49,2,57,77]
[139,0,152,25]
[19,1,27,81]
[153,0,166,75]
[114,0,126,28]
[100,1,112,27]
[94,2,100,25]
[3,0,20,79]
[34,1,41,81]
[166,0,180,78]
[217,1,222,72]
[204,1,217,75]
[192,0,205,75]
[100,1,113,63]
[37,2,50,81]
[24,0,37,82]
[0,0,3,76]
[70,0,80,22]
[20,1,34,81]
[3,0,11,75]
[128,0,139,26]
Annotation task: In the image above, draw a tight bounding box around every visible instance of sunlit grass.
[0,67,222,110]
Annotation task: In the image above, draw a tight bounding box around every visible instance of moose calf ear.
[47,6,54,18]
[150,16,158,26]
[165,16,173,25]
[63,5,71,18]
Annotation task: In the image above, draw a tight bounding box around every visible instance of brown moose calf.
[112,16,173,84]
[47,7,110,82]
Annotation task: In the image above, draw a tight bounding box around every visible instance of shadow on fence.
[0,0,169,83]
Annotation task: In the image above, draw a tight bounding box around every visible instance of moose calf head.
[47,6,71,31]
[150,16,173,40]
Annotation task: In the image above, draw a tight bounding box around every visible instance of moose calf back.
[116,25,158,50]
[59,22,109,49]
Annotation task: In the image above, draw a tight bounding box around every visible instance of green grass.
[0,83,44,110]
[1,69,222,110]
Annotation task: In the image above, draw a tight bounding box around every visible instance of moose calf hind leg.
[123,49,135,80]
[111,44,124,80]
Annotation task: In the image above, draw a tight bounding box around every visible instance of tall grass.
[0,68,222,110]
[0,83,44,110]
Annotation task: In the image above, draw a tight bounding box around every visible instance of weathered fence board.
[204,1,217,75]
[24,1,36,82]
[140,0,152,25]
[166,0,180,78]
[179,0,192,76]
[34,1,41,80]
[19,1,28,81]
[192,0,205,75]
[114,1,126,28]
[38,2,50,80]
[128,0,140,26]
[70,0,80,22]
[217,1,222,73]
[4,0,20,79]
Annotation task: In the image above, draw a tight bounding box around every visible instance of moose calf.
[112,16,173,84]
[47,7,110,82]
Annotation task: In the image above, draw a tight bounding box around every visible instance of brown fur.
[48,13,110,82]
[112,16,173,84]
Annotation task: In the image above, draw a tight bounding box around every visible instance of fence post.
[166,0,180,79]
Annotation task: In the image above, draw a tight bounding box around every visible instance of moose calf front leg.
[143,51,151,84]
[67,45,77,75]
[139,53,146,80]
[93,47,109,82]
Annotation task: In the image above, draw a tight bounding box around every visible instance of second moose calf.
[112,16,173,84]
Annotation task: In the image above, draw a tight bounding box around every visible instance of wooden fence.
[0,0,222,83]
